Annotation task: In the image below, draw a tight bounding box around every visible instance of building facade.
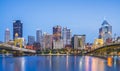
[73,35,86,49]
[33,42,41,50]
[28,36,35,45]
[53,25,62,41]
[53,40,64,49]
[116,37,120,43]
[62,27,71,47]
[13,20,23,40]
[99,20,112,43]
[93,38,104,49]
[43,33,53,49]
[36,30,42,45]
[5,28,10,42]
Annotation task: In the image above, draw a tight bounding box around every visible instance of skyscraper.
[62,27,71,47]
[28,36,35,45]
[5,28,10,42]
[36,29,42,44]
[73,35,86,49]
[53,25,61,41]
[99,20,112,43]
[43,33,53,49]
[13,20,23,40]
[53,25,64,49]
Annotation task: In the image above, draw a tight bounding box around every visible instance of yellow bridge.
[85,42,120,56]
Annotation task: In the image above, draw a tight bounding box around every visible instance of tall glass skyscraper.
[99,20,112,43]
[62,27,71,47]
[36,29,42,44]
[13,20,23,40]
[5,28,10,42]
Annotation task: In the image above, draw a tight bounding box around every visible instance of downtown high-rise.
[53,25,63,49]
[73,35,86,49]
[42,33,53,49]
[5,28,10,42]
[62,27,71,47]
[36,29,42,44]
[99,20,112,43]
[53,25,62,41]
[13,20,23,40]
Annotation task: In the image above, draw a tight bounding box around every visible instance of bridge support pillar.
[13,51,24,56]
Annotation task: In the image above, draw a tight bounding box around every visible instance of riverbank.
[88,55,120,60]
[36,53,82,56]
[89,55,108,59]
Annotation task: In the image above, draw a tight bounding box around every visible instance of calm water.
[0,55,120,71]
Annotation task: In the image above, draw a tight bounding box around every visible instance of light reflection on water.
[0,56,120,71]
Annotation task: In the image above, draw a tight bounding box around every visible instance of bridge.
[0,43,36,56]
[85,42,120,56]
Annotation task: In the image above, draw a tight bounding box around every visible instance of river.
[0,55,120,71]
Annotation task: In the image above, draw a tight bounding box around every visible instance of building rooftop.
[6,28,10,31]
[102,20,111,26]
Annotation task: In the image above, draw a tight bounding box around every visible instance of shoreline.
[0,53,119,58]
[36,54,82,56]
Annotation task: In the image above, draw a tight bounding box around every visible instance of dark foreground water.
[0,55,120,71]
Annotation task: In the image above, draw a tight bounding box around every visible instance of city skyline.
[0,0,120,43]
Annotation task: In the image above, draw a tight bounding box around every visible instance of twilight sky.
[0,0,120,43]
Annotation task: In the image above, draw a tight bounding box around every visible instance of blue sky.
[0,0,120,43]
